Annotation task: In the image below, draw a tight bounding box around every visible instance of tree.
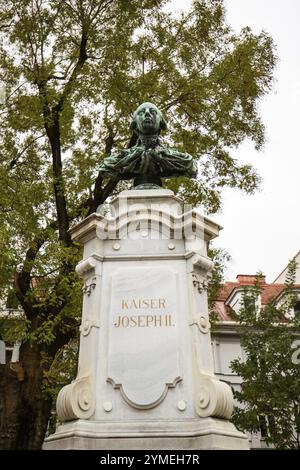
[207,247,231,320]
[0,0,276,449]
[231,263,300,449]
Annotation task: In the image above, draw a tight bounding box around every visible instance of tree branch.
[36,23,89,243]
[14,236,47,318]
[46,118,71,244]
[9,134,45,169]
[13,218,59,318]
[89,0,114,23]
[54,28,88,115]
[40,25,89,243]
[100,177,119,202]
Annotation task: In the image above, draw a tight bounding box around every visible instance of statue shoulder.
[159,146,192,157]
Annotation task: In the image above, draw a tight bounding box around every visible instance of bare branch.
[9,134,45,169]
[47,75,67,81]
[89,0,114,23]
[4,82,28,102]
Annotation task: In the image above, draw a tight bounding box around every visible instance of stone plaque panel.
[107,266,181,409]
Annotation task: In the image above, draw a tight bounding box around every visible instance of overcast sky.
[172,0,300,283]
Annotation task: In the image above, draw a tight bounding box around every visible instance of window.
[6,289,20,309]
[258,414,275,439]
[294,300,300,317]
[259,415,268,439]
[6,348,13,363]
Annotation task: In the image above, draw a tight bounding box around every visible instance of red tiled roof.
[213,275,300,322]
[216,282,300,305]
[261,284,300,304]
[215,282,239,302]
[215,278,268,304]
[214,301,233,321]
[261,284,285,304]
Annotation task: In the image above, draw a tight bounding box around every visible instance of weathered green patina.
[98,102,197,189]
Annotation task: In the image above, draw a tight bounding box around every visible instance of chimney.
[236,274,266,285]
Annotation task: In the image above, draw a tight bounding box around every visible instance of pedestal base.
[47,191,250,452]
[43,418,249,450]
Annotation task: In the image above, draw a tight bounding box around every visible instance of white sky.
[171,0,300,283]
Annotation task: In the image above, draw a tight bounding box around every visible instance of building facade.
[212,252,300,448]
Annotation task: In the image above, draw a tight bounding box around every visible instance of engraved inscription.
[114,297,174,327]
[121,298,166,309]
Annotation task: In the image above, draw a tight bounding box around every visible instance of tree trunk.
[0,343,52,450]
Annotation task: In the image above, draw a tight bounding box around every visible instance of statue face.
[133,102,162,135]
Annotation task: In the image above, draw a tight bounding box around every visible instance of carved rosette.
[56,376,95,422]
[195,377,233,420]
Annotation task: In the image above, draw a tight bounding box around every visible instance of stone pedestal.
[44,189,249,450]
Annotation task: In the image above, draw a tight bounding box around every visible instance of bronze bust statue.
[98,102,197,189]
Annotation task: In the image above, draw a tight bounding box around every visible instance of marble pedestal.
[44,189,249,450]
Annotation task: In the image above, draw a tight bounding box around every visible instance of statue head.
[130,102,167,136]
